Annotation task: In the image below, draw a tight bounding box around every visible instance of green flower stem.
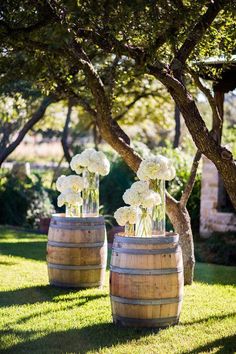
[135,207,152,237]
[125,222,135,236]
[150,179,166,235]
[82,170,99,217]
[65,204,81,217]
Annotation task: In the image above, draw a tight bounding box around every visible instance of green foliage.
[196,233,236,266]
[100,156,136,217]
[168,169,201,232]
[0,172,54,228]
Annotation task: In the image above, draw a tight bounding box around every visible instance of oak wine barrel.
[47,214,107,288]
[110,233,183,328]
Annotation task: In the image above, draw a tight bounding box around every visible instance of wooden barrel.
[47,214,107,288]
[110,233,183,328]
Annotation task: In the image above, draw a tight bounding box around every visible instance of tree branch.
[61,99,73,163]
[0,96,56,166]
[190,69,223,143]
[180,150,202,207]
[171,0,226,69]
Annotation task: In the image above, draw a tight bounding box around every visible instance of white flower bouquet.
[137,155,176,181]
[114,181,161,237]
[70,148,110,217]
[137,155,176,235]
[70,148,110,176]
[122,181,161,237]
[123,181,161,208]
[56,175,84,193]
[56,175,84,217]
[114,206,141,235]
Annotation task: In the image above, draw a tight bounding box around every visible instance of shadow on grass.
[0,260,18,266]
[180,312,236,327]
[0,241,46,262]
[182,334,236,354]
[0,284,107,307]
[0,323,155,354]
[2,326,236,354]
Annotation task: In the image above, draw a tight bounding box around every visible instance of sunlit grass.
[0,227,235,354]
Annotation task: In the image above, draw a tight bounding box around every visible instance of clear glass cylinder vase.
[82,170,99,217]
[135,207,152,237]
[65,204,81,217]
[150,179,166,235]
[125,222,135,236]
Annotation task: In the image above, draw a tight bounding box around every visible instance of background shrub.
[0,172,54,228]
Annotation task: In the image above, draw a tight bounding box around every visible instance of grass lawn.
[0,227,235,354]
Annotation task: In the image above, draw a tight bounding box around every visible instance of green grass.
[0,227,236,354]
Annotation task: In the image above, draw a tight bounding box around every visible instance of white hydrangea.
[70,148,110,176]
[137,155,176,181]
[114,206,140,226]
[123,181,161,209]
[66,175,84,192]
[130,181,150,194]
[56,175,68,192]
[142,190,162,208]
[57,192,83,207]
[56,175,84,193]
[123,188,142,206]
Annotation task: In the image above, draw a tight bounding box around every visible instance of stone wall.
[200,157,236,237]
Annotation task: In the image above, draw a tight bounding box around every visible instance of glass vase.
[150,179,166,236]
[125,222,135,236]
[82,170,99,217]
[65,204,81,217]
[135,207,152,237]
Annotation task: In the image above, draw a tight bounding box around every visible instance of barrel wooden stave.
[48,268,106,288]
[47,214,107,289]
[47,245,106,266]
[110,233,183,328]
[110,273,183,299]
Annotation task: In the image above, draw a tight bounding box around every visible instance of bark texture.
[166,199,195,285]
[173,104,181,148]
[61,101,73,163]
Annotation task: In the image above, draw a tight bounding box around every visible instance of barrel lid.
[51,213,104,223]
[114,232,179,244]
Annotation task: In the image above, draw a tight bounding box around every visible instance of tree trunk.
[213,90,224,143]
[61,100,73,163]
[173,104,181,148]
[166,198,195,285]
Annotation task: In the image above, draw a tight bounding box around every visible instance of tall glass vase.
[135,207,152,237]
[150,179,166,235]
[65,204,81,217]
[82,170,99,217]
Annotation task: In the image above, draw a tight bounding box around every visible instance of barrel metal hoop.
[110,295,182,305]
[47,263,106,270]
[50,280,102,288]
[49,223,104,231]
[51,215,104,223]
[113,315,179,325]
[48,241,105,248]
[112,246,179,255]
[114,235,179,244]
[110,265,183,275]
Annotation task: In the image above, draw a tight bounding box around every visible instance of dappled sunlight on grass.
[0,227,235,353]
